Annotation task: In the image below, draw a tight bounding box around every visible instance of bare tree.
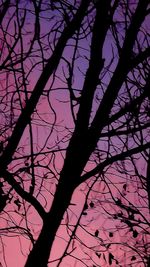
[0,0,150,266]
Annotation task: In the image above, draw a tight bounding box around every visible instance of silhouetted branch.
[81,142,150,182]
[1,170,46,219]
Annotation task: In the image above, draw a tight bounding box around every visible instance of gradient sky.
[0,1,150,267]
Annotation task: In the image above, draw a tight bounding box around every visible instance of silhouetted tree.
[0,0,150,266]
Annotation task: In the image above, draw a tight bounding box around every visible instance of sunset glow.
[0,1,150,267]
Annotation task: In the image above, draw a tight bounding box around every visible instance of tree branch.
[0,0,90,169]
[0,0,10,25]
[100,122,150,138]
[89,0,149,141]
[81,142,150,183]
[105,77,150,126]
[1,169,46,219]
[130,46,150,69]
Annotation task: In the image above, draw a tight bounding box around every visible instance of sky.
[0,0,150,266]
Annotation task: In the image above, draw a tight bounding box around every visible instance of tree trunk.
[25,178,76,267]
[25,121,90,267]
[146,149,150,212]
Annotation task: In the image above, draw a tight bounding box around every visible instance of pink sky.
[0,1,150,267]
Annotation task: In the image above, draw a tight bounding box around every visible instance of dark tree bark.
[0,0,150,266]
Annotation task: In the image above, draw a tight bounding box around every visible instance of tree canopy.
[0,0,150,266]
